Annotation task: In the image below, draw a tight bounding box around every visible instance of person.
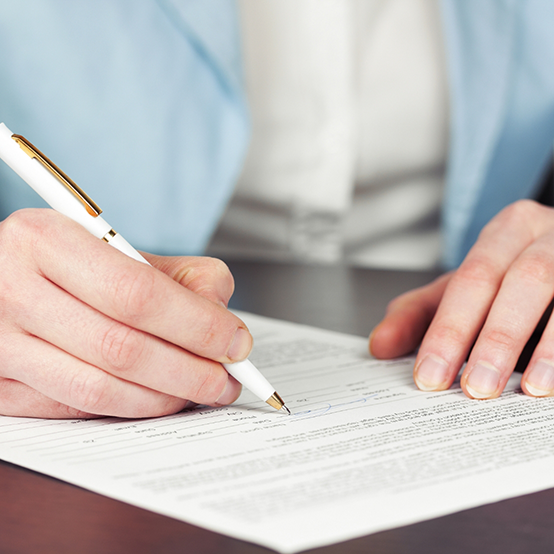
[1,0,554,419]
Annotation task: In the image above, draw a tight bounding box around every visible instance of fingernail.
[466,361,500,399]
[227,328,252,361]
[414,354,449,390]
[215,376,242,405]
[525,359,554,397]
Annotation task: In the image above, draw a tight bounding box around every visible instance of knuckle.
[428,322,467,347]
[511,251,554,286]
[109,267,157,322]
[479,200,539,240]
[65,370,111,414]
[0,209,73,273]
[98,322,145,372]
[496,199,540,228]
[0,211,55,319]
[0,207,61,239]
[480,327,517,352]
[0,209,41,252]
[453,256,499,290]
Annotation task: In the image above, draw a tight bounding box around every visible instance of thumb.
[370,272,452,359]
[142,254,235,307]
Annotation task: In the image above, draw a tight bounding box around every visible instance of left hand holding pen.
[370,200,554,399]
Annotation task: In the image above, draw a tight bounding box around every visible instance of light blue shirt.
[0,0,248,255]
[2,1,554,268]
[442,0,554,267]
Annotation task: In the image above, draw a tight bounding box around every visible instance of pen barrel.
[223,359,275,402]
[107,233,149,264]
[0,123,112,239]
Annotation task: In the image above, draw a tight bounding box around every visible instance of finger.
[12,272,242,407]
[460,232,554,398]
[370,273,452,359]
[414,201,553,393]
[144,254,235,307]
[0,377,99,419]
[521,305,554,396]
[7,210,252,363]
[3,331,190,418]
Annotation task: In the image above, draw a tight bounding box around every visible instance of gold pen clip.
[11,134,102,217]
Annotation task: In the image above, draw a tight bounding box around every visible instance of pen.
[0,122,291,415]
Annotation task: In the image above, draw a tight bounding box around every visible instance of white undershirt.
[207,0,449,269]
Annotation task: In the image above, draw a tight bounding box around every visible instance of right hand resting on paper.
[0,209,250,418]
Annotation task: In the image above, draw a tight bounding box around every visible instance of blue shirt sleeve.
[441,0,554,268]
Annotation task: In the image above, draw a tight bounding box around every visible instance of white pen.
[0,122,291,415]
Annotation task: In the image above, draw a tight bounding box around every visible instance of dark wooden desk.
[1,261,553,554]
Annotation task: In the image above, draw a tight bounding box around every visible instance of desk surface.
[2,261,553,554]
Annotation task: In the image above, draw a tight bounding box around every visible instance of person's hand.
[0,209,251,418]
[370,199,554,399]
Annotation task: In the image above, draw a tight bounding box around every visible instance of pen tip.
[266,392,291,413]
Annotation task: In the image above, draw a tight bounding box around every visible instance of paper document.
[1,312,554,553]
